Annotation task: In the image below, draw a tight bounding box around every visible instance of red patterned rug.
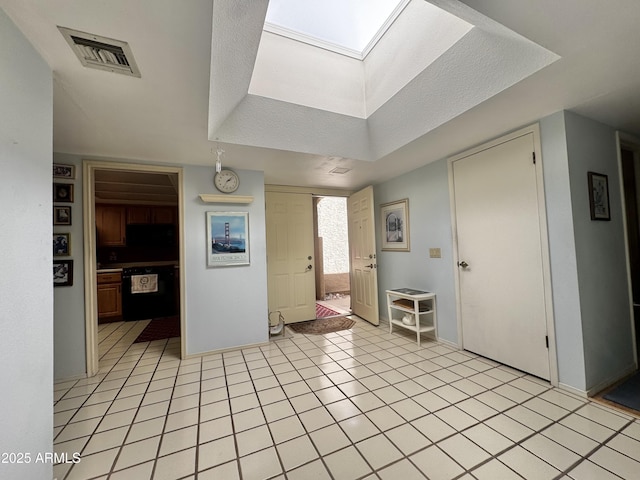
[316,303,341,318]
[134,316,180,343]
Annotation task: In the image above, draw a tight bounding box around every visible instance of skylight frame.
[263,0,411,60]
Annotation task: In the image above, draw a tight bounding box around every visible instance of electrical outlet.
[429,248,441,258]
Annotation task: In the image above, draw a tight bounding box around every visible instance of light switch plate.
[429,248,441,258]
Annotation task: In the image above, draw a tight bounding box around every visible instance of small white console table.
[386,288,437,346]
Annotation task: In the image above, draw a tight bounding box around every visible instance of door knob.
[365,264,376,268]
[307,265,313,270]
[458,261,469,268]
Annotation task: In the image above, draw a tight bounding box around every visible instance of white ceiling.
[2,0,640,190]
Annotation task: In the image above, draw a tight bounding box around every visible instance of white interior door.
[266,192,316,323]
[452,133,550,379]
[348,186,379,325]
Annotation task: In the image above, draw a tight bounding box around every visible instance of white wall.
[183,166,269,353]
[374,159,458,344]
[0,8,53,479]
[564,111,635,391]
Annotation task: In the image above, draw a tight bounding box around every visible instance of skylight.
[264,0,409,59]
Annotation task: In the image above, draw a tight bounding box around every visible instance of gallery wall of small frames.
[53,163,75,287]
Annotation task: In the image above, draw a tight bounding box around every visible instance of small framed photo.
[54,206,72,225]
[53,260,73,287]
[53,183,74,203]
[381,198,410,251]
[206,211,250,267]
[53,163,75,179]
[588,172,611,221]
[53,233,71,257]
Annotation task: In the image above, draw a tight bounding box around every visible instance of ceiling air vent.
[58,27,141,78]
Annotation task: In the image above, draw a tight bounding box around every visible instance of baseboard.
[437,337,460,350]
[558,382,588,398]
[54,372,88,384]
[586,362,638,397]
[182,340,270,360]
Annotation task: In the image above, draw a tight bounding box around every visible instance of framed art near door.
[206,211,249,267]
[381,198,410,251]
[588,171,611,221]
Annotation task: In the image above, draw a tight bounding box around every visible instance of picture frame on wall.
[53,233,71,257]
[53,206,72,225]
[206,211,250,267]
[53,183,74,203]
[53,163,75,179]
[588,171,611,221]
[53,260,73,287]
[381,198,410,251]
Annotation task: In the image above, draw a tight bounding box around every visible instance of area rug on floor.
[134,316,180,343]
[288,316,355,335]
[316,303,341,318]
[603,372,640,412]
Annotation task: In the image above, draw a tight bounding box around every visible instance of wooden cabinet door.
[96,205,126,246]
[127,206,151,224]
[152,206,177,224]
[97,283,122,319]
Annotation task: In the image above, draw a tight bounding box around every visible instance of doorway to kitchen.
[314,196,352,317]
[83,161,185,377]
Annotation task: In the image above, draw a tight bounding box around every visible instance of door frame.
[265,185,353,320]
[83,160,185,377]
[448,123,559,386]
[615,131,640,368]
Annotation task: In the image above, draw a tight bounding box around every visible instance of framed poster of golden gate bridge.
[206,211,249,267]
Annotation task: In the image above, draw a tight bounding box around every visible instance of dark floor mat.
[603,372,640,412]
[134,316,180,343]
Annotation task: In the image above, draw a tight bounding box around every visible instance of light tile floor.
[53,318,640,480]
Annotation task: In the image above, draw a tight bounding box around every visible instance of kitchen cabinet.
[96,205,126,246]
[97,271,122,322]
[126,206,177,225]
[127,206,151,224]
[152,206,177,224]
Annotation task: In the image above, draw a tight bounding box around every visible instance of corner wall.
[183,166,269,353]
[539,112,587,391]
[374,159,458,344]
[564,111,635,392]
[53,154,86,380]
[0,8,53,479]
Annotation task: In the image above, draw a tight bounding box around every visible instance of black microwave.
[126,224,176,248]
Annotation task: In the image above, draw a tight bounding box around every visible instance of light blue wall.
[539,112,587,391]
[51,158,269,378]
[53,154,86,380]
[183,166,269,353]
[0,8,53,479]
[374,113,636,394]
[374,159,458,344]
[564,111,635,390]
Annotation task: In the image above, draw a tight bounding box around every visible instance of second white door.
[452,132,551,380]
[348,186,379,325]
[266,192,316,323]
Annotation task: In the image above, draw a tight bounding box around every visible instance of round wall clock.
[214,169,240,193]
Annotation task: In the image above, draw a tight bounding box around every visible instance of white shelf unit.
[386,289,437,346]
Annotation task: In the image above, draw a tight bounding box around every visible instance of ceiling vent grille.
[58,27,141,78]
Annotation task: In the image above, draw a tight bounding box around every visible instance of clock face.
[214,169,239,193]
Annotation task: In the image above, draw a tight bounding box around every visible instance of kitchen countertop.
[97,261,179,273]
